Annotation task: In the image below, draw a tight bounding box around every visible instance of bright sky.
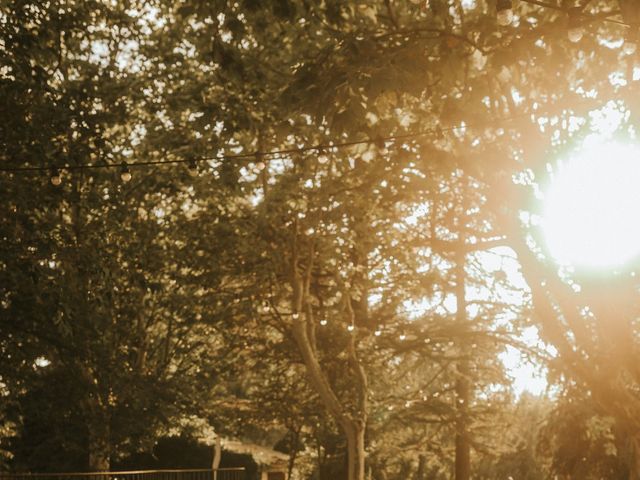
[477,248,549,396]
[499,328,550,396]
[542,141,640,268]
[393,241,549,397]
[531,101,638,391]
[393,99,638,398]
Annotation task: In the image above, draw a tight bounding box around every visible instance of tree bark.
[286,427,300,480]
[344,421,366,480]
[88,416,111,471]
[289,230,367,480]
[629,435,640,480]
[454,369,471,480]
[212,435,222,480]
[413,454,427,480]
[454,183,470,480]
[81,366,111,473]
[291,311,367,480]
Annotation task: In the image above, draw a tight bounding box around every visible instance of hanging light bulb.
[317,147,329,164]
[255,152,266,171]
[50,168,62,186]
[623,29,638,55]
[399,333,406,341]
[347,324,355,332]
[187,159,199,177]
[496,0,514,27]
[567,7,584,43]
[120,162,132,183]
[374,329,382,337]
[567,26,584,43]
[320,319,327,326]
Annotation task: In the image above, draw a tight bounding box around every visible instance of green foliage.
[538,392,629,479]
[4,0,640,478]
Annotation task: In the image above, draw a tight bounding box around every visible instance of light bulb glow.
[188,160,199,177]
[320,319,327,326]
[347,324,355,332]
[624,28,638,55]
[567,8,583,43]
[50,170,62,186]
[542,142,640,268]
[623,40,637,55]
[120,162,132,183]
[568,27,584,43]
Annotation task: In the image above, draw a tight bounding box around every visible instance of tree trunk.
[344,421,366,480]
[289,230,367,480]
[454,368,471,480]
[629,435,640,480]
[88,418,111,471]
[413,454,427,480]
[454,190,471,480]
[286,427,300,480]
[212,435,222,480]
[291,312,367,480]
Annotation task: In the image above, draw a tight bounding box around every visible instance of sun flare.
[542,142,640,268]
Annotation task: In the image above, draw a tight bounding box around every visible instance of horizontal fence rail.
[0,469,245,480]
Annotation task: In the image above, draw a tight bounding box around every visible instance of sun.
[542,142,640,268]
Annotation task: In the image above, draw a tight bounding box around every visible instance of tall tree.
[0,0,232,470]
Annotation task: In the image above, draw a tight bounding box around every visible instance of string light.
[374,328,382,336]
[623,28,638,55]
[255,152,266,171]
[50,168,61,186]
[120,162,132,182]
[0,115,513,177]
[567,7,584,43]
[187,159,199,177]
[320,319,328,326]
[3,94,628,182]
[496,0,514,27]
[317,148,329,164]
[347,324,355,332]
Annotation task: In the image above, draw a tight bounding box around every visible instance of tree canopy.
[2,1,640,479]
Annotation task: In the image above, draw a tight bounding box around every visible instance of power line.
[0,115,524,175]
[0,90,632,182]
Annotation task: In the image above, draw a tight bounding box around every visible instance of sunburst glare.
[542,142,640,268]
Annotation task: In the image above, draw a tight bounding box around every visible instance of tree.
[0,0,231,470]
[154,3,537,478]
[6,1,637,479]
[538,390,628,479]
[443,1,640,475]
